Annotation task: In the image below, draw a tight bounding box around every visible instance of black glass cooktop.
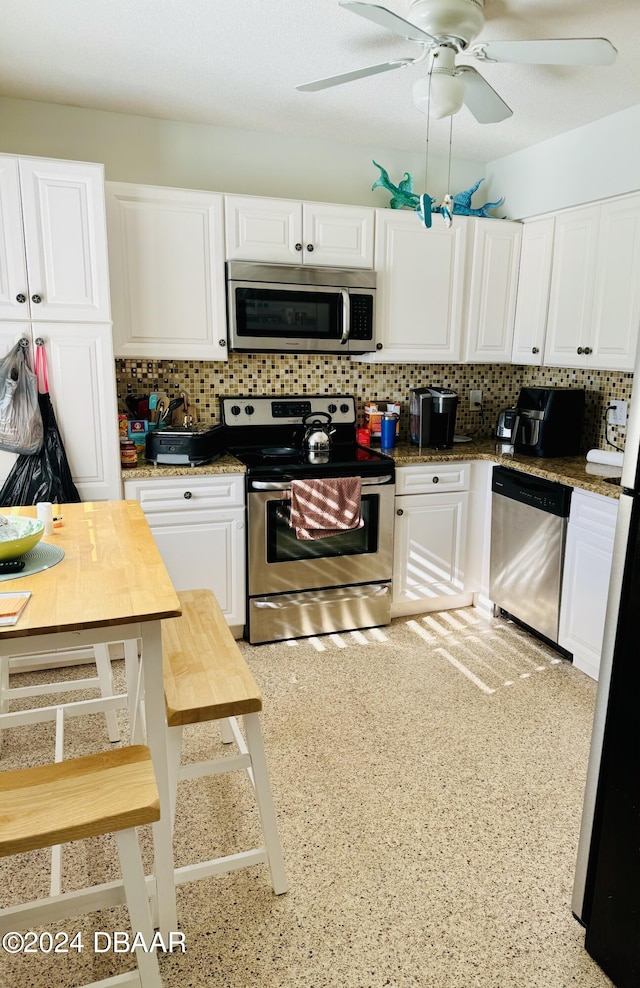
[228,443,394,481]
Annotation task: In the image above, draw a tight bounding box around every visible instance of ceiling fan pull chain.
[440,113,454,228]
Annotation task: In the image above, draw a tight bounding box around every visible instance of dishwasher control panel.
[491,466,572,518]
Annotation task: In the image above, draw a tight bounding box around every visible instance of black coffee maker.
[409,387,459,449]
[513,386,585,457]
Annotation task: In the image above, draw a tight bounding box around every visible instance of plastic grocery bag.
[0,343,80,506]
[0,341,43,455]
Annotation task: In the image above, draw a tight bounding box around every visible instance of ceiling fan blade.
[457,66,513,124]
[296,57,415,92]
[469,38,617,66]
[339,1,437,44]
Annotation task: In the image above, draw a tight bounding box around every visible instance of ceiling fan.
[296,0,617,123]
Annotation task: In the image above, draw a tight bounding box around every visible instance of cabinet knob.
[295,243,303,251]
[396,508,404,516]
[432,476,439,484]
[15,294,26,304]
[306,244,314,252]
[218,338,226,347]
[583,346,592,355]
[531,347,539,354]
[183,491,192,499]
[31,294,42,304]
[376,343,383,351]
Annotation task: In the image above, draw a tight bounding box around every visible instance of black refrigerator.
[572,355,640,985]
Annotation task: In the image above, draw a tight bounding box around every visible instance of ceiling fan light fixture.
[413,69,465,118]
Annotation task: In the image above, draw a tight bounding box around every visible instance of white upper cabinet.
[224,195,374,268]
[0,155,111,323]
[544,194,640,371]
[511,217,554,366]
[464,219,522,363]
[106,182,228,360]
[362,208,470,363]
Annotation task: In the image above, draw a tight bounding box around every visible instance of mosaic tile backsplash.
[115,355,633,453]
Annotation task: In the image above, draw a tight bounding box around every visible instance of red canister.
[357,427,371,446]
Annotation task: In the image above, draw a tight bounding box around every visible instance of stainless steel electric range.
[220,395,395,645]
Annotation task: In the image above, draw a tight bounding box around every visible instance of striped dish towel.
[290,477,363,540]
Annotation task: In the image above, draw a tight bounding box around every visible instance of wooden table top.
[0,500,181,641]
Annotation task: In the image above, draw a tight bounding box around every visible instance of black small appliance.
[513,386,585,457]
[145,424,225,466]
[409,387,459,449]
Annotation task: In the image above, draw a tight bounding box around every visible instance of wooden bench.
[0,745,163,988]
[162,589,288,895]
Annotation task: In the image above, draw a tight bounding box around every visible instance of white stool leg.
[124,638,145,744]
[93,643,120,743]
[166,724,183,833]
[0,656,8,756]
[243,713,288,895]
[114,827,163,988]
[218,717,235,744]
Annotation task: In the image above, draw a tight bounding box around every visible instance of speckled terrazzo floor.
[0,608,614,988]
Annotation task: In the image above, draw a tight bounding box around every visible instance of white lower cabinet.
[392,463,471,616]
[123,474,246,631]
[559,489,618,680]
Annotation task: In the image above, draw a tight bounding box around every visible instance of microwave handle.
[340,288,350,345]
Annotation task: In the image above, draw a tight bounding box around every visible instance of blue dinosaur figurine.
[449,178,505,217]
[372,160,419,210]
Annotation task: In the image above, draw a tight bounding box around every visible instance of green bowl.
[0,517,45,561]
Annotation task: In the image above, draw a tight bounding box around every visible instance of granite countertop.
[384,439,622,499]
[121,439,622,499]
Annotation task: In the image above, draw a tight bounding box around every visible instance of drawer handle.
[396,508,404,516]
[183,491,192,499]
[432,476,439,484]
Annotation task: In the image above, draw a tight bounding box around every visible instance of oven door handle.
[250,475,393,492]
[339,288,350,346]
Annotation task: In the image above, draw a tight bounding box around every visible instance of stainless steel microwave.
[226,260,377,354]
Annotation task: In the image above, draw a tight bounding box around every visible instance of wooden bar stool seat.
[162,589,288,895]
[0,745,163,988]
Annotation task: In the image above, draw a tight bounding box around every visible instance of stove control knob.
[328,403,337,414]
[244,405,254,415]
[230,405,241,416]
[340,403,349,414]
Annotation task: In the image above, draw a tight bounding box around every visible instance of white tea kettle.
[301,411,336,451]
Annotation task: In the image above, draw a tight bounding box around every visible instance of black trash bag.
[0,391,80,505]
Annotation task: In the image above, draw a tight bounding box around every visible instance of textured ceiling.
[0,0,638,162]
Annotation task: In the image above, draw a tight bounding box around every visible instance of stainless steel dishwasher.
[489,465,572,645]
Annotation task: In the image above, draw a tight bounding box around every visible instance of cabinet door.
[0,156,30,320]
[107,182,228,360]
[590,194,640,371]
[303,202,374,268]
[544,205,599,366]
[393,491,468,610]
[511,217,554,366]
[224,195,303,263]
[142,507,246,626]
[559,524,615,681]
[17,158,111,322]
[34,323,122,501]
[123,475,246,628]
[465,219,522,363]
[365,209,469,363]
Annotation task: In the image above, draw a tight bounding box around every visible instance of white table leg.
[140,619,177,937]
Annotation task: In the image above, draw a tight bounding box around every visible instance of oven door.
[227,280,375,354]
[248,478,394,596]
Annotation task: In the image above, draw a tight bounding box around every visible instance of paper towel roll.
[586,449,624,467]
[586,462,623,478]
